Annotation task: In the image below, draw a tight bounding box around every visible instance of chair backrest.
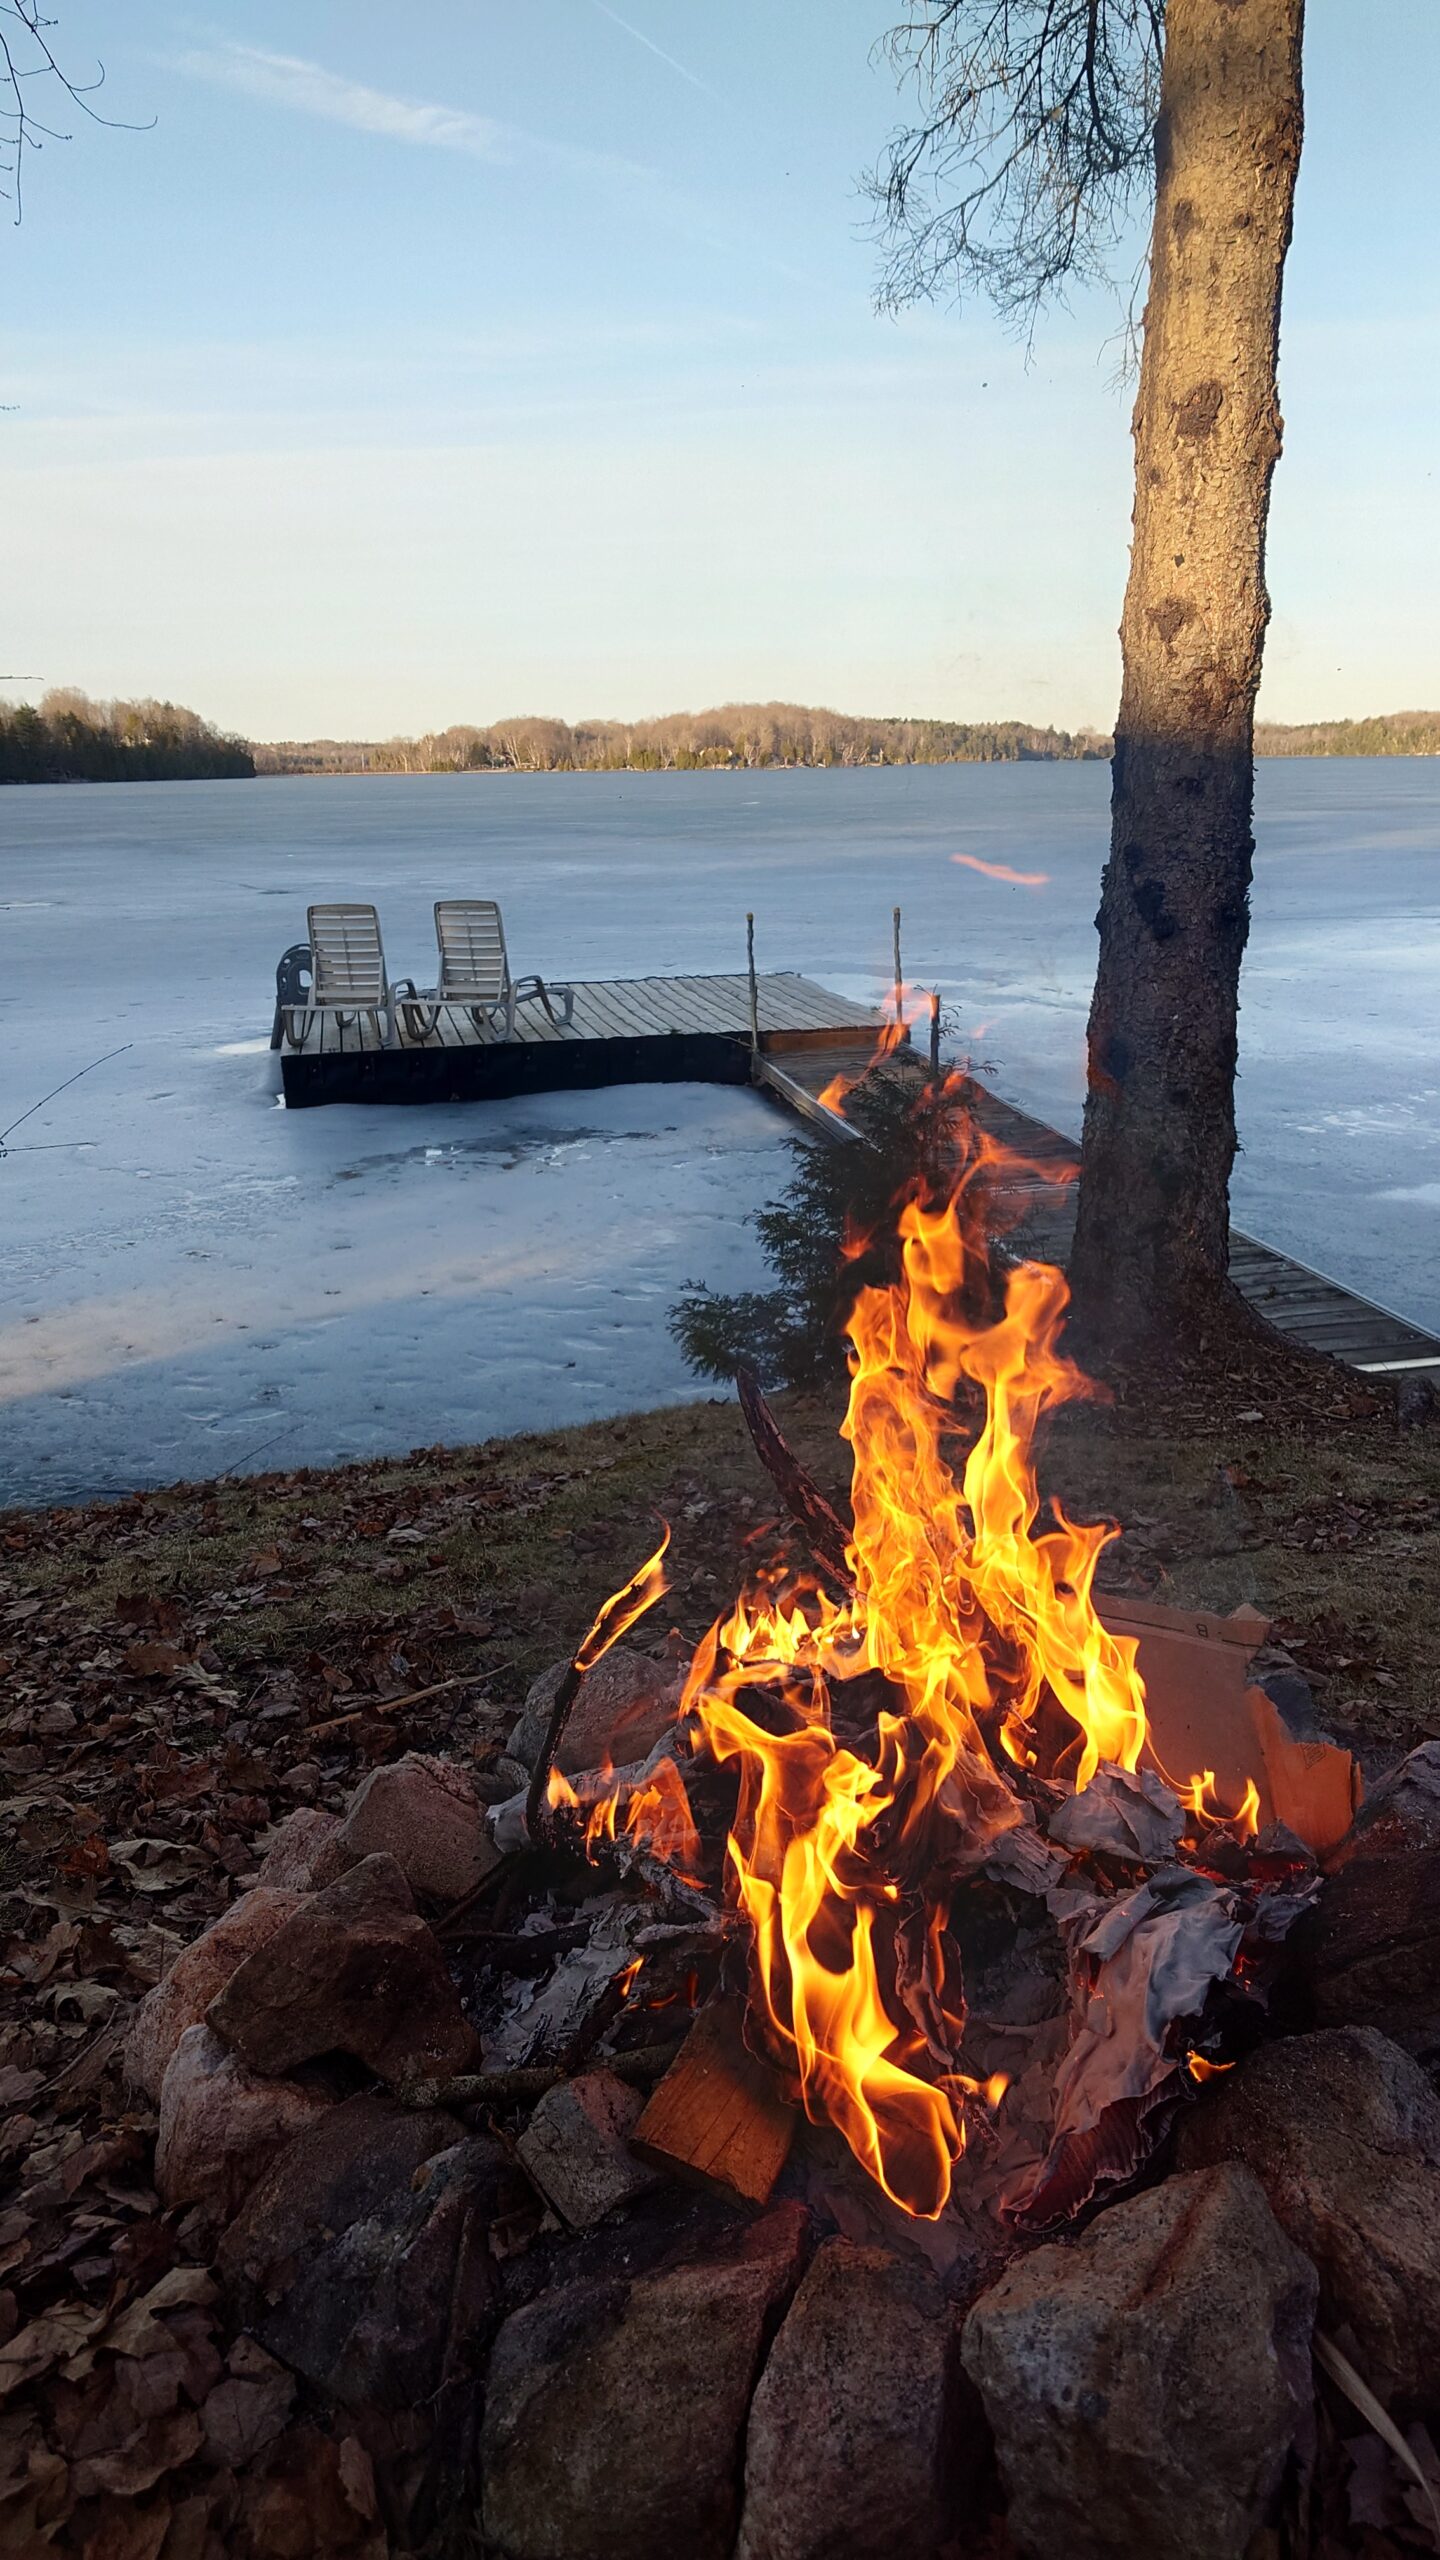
[434,900,510,1002]
[307,904,387,1007]
[275,942,313,1009]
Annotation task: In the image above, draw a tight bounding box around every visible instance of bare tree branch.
[867,0,1164,328]
[0,3,149,223]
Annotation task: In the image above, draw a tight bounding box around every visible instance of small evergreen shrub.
[671,1071,989,1388]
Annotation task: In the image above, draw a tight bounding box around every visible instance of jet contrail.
[590,2,713,95]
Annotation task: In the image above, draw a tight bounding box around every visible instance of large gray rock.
[337,1752,498,1902]
[124,1885,305,2099]
[207,1852,480,2087]
[218,2088,499,2410]
[481,2227,804,2560]
[220,2090,467,2299]
[515,2068,662,2230]
[506,1645,683,1779]
[1177,2024,1440,2405]
[262,2137,501,2410]
[962,2164,1316,2560]
[155,2023,331,2217]
[737,2238,980,2560]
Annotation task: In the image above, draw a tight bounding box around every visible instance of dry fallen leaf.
[105,1844,207,1897]
[122,1644,188,1680]
[0,2302,109,2401]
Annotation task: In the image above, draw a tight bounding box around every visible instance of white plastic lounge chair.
[282,903,398,1049]
[399,899,574,1042]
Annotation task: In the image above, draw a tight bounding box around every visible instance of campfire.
[512,1082,1336,2241]
[30,1072,1435,2560]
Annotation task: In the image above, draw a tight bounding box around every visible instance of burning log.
[524,1526,671,1843]
[631,1995,798,2208]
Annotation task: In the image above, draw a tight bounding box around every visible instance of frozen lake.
[1,760,1437,1507]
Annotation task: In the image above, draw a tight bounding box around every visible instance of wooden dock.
[275,947,1440,1385]
[278,970,882,1108]
[756,1048,1440,1386]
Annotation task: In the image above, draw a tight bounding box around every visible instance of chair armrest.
[513,974,575,1027]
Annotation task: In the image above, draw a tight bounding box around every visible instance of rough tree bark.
[1068,0,1306,1355]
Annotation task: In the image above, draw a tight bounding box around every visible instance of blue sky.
[4,0,1436,737]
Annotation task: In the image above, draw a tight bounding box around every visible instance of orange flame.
[683,1111,1166,2219]
[574,1525,670,1671]
[579,1752,703,1883]
[818,983,938,1116]
[1175,1769,1262,1838]
[555,1092,1258,2222]
[1186,2052,1235,2083]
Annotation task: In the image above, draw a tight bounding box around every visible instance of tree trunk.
[1068,0,1305,1355]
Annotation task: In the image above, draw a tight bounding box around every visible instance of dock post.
[929,990,941,1084]
[746,912,760,1074]
[892,906,903,1027]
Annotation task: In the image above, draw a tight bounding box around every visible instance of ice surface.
[1,761,1436,1506]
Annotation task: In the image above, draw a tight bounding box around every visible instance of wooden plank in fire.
[630,1994,797,2208]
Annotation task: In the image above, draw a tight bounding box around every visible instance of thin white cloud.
[170,41,814,291]
[174,43,513,156]
[589,2,714,96]
[172,42,647,188]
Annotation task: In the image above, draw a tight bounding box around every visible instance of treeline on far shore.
[1253,709,1440,757]
[0,692,255,784]
[259,700,1440,775]
[5,691,1438,785]
[256,704,1111,775]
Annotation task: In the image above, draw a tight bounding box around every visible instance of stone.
[1334,1740,1440,1860]
[1294,1764,1440,2061]
[254,2135,502,2410]
[506,1645,683,1780]
[207,1852,481,2087]
[155,2025,332,2218]
[336,1752,498,1902]
[515,2068,662,2229]
[217,2085,501,2412]
[219,2090,468,2299]
[254,1807,344,1891]
[124,1886,306,2100]
[961,2164,1316,2560]
[1177,2024,1440,2406]
[737,2238,980,2560]
[481,2229,803,2560]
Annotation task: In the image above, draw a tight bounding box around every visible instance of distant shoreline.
[254,702,1440,777]
[3,691,1438,783]
[249,741,1440,777]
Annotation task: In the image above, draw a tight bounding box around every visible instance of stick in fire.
[525,1524,671,1842]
